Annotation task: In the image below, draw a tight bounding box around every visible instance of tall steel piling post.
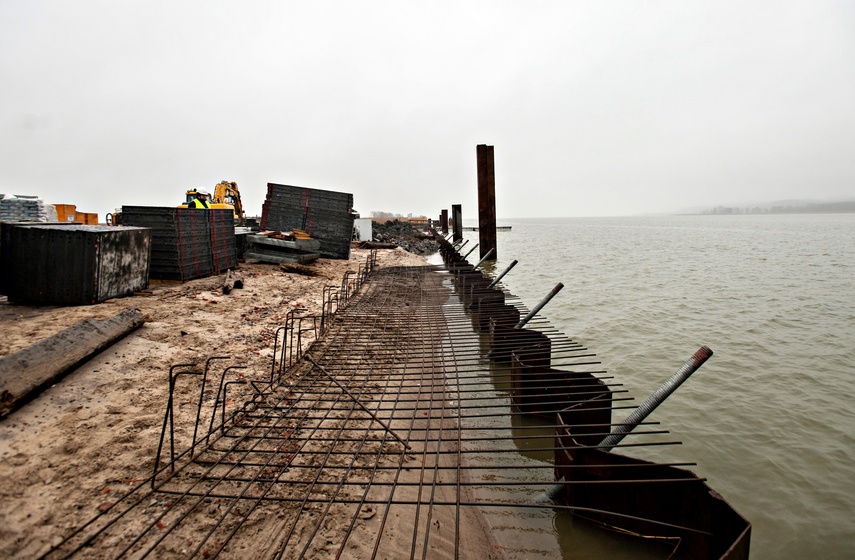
[441,209,449,235]
[452,204,463,243]
[477,144,497,261]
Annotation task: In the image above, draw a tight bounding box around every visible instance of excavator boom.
[179,181,246,225]
[213,181,246,226]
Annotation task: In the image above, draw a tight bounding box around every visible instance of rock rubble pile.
[371,220,440,255]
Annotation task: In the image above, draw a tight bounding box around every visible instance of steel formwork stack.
[261,183,355,260]
[121,207,236,281]
[209,208,238,273]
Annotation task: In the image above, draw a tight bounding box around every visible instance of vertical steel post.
[477,144,497,261]
[451,204,462,243]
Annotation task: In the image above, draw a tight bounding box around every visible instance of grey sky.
[2,1,854,220]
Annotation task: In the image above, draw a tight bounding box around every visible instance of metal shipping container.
[0,224,151,305]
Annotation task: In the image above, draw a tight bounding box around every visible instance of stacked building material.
[261,183,355,259]
[0,195,58,223]
[122,207,235,281]
[0,224,151,305]
[209,208,238,273]
[243,231,321,264]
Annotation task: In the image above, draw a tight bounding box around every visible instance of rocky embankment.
[371,220,440,255]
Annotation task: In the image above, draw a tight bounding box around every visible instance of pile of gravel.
[372,220,440,255]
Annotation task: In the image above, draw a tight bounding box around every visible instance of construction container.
[121,207,236,281]
[53,204,77,223]
[261,183,355,259]
[0,223,151,305]
[74,211,100,225]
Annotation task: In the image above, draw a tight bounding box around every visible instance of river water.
[450,214,855,559]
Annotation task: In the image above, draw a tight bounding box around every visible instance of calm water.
[457,214,855,559]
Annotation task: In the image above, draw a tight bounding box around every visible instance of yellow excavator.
[180,180,246,225]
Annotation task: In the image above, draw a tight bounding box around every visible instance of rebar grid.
[42,264,704,560]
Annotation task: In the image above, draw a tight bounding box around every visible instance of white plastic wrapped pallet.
[0,194,59,223]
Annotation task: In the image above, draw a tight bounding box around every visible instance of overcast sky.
[2,1,854,220]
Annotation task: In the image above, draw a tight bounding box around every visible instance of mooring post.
[441,209,449,235]
[487,259,518,288]
[477,144,497,261]
[515,283,564,328]
[452,204,462,243]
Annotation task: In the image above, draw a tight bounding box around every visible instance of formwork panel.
[209,209,237,273]
[121,207,233,281]
[0,224,150,305]
[262,183,355,259]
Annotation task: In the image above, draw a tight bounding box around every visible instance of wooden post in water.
[476,144,497,261]
[451,204,462,243]
[441,209,449,234]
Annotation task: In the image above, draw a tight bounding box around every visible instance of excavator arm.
[213,181,246,226]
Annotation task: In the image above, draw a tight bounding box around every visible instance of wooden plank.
[0,307,145,418]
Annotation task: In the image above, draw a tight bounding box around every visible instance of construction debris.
[0,307,145,418]
[221,270,243,294]
[243,230,322,264]
[370,219,440,254]
[278,262,328,277]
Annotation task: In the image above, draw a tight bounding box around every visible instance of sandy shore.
[0,246,502,559]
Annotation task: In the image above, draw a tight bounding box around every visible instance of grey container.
[0,224,151,305]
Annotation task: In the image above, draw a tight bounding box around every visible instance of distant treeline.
[371,211,406,219]
[370,211,427,220]
[703,201,855,215]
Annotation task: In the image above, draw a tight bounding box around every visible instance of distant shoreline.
[697,200,855,215]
